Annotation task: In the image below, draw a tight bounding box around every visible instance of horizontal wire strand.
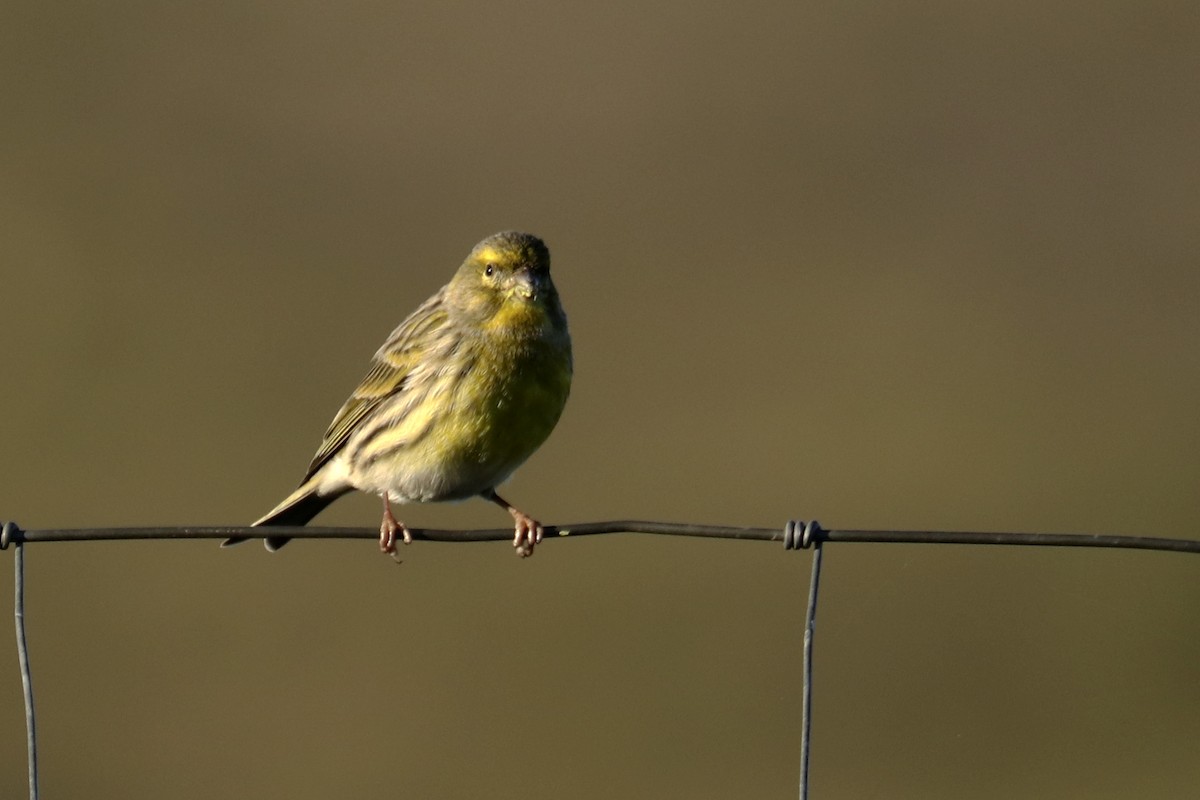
[1,520,1196,554]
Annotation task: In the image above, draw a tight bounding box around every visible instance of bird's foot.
[509,509,543,558]
[379,499,412,555]
[482,490,545,558]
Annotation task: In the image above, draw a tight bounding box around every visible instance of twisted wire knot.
[783,519,823,550]
[0,521,21,550]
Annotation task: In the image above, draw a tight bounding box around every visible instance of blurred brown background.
[2,2,1199,798]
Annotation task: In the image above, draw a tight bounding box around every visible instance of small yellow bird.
[223,231,572,557]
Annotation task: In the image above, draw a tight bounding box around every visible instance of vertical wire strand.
[14,544,39,800]
[799,541,823,800]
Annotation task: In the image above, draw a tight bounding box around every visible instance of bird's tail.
[221,481,346,551]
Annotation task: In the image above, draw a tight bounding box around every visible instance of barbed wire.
[3,518,1198,800]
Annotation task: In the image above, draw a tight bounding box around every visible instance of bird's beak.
[511,269,539,300]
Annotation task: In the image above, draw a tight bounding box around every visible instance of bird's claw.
[511,511,544,558]
[379,502,412,555]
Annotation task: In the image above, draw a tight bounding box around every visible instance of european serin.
[223,231,571,557]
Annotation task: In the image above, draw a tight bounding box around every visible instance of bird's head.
[447,231,564,335]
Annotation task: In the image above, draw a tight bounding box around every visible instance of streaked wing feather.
[300,291,450,481]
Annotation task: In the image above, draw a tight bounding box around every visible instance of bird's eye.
[485,263,495,277]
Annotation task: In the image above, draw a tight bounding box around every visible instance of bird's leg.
[483,489,543,558]
[378,494,411,555]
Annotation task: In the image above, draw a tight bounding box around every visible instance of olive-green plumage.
[222,231,571,557]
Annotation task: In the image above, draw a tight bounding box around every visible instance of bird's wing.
[300,290,451,482]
